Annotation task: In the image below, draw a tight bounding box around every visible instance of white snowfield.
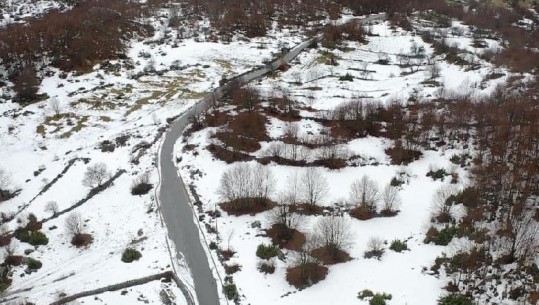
[174,21,513,305]
[0,7,516,305]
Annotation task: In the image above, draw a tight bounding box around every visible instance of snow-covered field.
[0,5,523,304]
[0,9,301,304]
[174,20,513,305]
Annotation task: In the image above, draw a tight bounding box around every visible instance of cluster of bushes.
[358,289,393,305]
[424,225,457,246]
[426,168,449,181]
[322,20,365,49]
[14,214,48,246]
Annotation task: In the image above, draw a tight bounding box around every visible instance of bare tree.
[497,208,539,263]
[313,215,353,259]
[300,167,329,208]
[269,202,302,230]
[293,235,318,266]
[291,71,302,85]
[265,143,284,158]
[45,201,59,216]
[151,112,160,125]
[217,163,276,207]
[431,185,457,223]
[283,171,301,206]
[283,122,299,143]
[82,163,109,188]
[65,212,83,236]
[0,167,13,200]
[427,62,441,79]
[50,97,61,117]
[381,184,401,215]
[251,163,276,200]
[349,175,379,212]
[359,61,371,79]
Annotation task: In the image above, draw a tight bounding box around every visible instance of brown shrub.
[289,203,324,216]
[4,255,23,266]
[207,144,253,163]
[0,234,11,247]
[311,246,352,265]
[380,209,399,217]
[494,48,539,73]
[286,263,328,289]
[214,131,261,153]
[71,233,93,248]
[311,158,347,170]
[205,112,231,127]
[220,198,276,216]
[350,205,375,220]
[257,156,308,167]
[229,112,269,141]
[385,146,422,165]
[266,224,306,250]
[529,291,539,305]
[433,210,453,224]
[219,249,236,261]
[224,263,241,275]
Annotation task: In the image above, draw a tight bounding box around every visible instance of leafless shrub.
[349,175,379,210]
[65,212,83,236]
[380,184,401,215]
[0,167,13,200]
[218,163,276,202]
[364,236,385,260]
[45,201,59,216]
[300,167,329,207]
[432,185,458,223]
[313,215,354,257]
[82,163,109,188]
[50,97,62,116]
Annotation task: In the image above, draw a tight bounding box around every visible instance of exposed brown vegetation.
[72,233,93,248]
[266,224,306,250]
[349,205,375,220]
[0,0,152,102]
[311,246,351,265]
[220,198,276,216]
[286,263,328,289]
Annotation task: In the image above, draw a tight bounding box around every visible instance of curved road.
[158,13,385,305]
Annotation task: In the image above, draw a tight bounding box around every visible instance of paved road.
[158,13,386,305]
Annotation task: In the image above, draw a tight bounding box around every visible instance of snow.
[0,6,519,305]
[0,6,294,303]
[168,18,510,305]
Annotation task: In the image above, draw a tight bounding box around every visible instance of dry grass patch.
[125,90,164,116]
